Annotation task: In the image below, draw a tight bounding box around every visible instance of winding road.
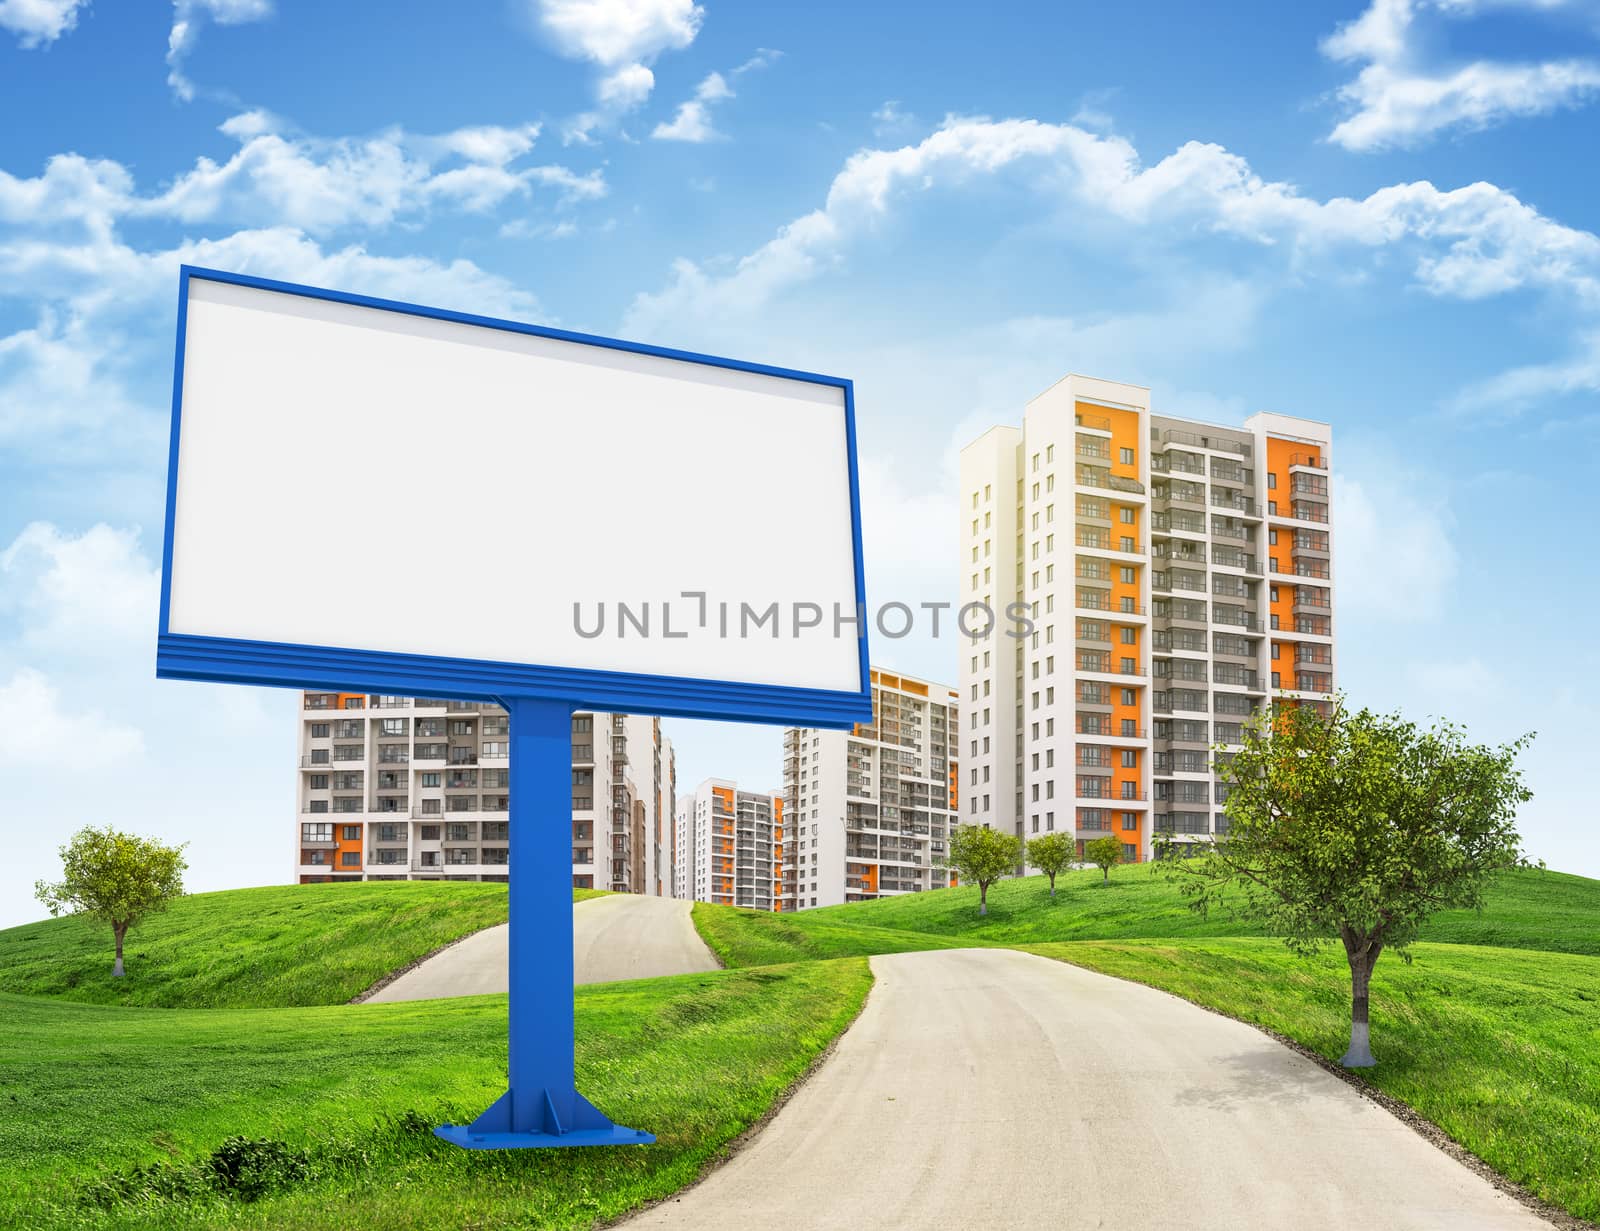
[365,893,717,1002]
[627,947,1549,1231]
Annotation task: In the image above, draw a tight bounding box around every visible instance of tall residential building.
[682,779,784,910]
[293,693,676,893]
[959,375,1334,863]
[780,668,960,910]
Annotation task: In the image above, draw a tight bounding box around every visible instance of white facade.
[294,693,676,893]
[959,376,1335,862]
[683,778,783,910]
[781,669,960,910]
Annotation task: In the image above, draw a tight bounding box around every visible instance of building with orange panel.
[780,669,960,910]
[681,778,783,910]
[960,376,1333,861]
[294,694,676,893]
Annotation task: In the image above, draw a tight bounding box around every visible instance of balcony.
[1075,412,1111,433]
[1079,471,1147,496]
[1289,451,1327,470]
[1154,484,1205,509]
[1210,492,1258,517]
[1159,428,1251,459]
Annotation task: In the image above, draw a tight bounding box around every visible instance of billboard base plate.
[434,1084,654,1151]
[433,1123,655,1150]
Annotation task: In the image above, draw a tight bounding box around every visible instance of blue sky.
[3,0,1598,924]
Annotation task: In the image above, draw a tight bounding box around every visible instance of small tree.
[946,825,1022,916]
[1027,832,1074,899]
[35,826,188,977]
[1160,698,1530,1068]
[1084,835,1122,884]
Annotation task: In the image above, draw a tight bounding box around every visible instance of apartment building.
[780,669,961,910]
[681,779,783,910]
[958,375,1334,862]
[293,693,675,893]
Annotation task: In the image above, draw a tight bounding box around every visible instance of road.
[365,894,718,1002]
[627,947,1549,1231]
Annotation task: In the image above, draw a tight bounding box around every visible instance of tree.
[1158,698,1530,1068]
[1084,835,1122,884]
[35,826,188,977]
[946,824,1022,916]
[1027,832,1074,899]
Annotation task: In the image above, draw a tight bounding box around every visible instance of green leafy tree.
[1027,832,1074,899]
[35,826,188,977]
[1084,835,1122,885]
[1159,698,1531,1068]
[946,824,1022,916]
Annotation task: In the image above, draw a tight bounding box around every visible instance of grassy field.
[786,864,1600,955]
[692,901,975,968]
[1041,938,1600,1222]
[0,958,872,1230]
[0,882,533,1008]
[4,868,1596,1228]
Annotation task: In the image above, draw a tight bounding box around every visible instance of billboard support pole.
[434,696,655,1150]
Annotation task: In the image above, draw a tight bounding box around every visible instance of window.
[1121,813,1138,832]
[1119,566,1136,584]
[341,825,360,840]
[1122,843,1137,861]
[1120,627,1137,645]
[1268,528,1278,546]
[1121,688,1137,705]
[1119,447,1135,465]
[340,851,360,867]
[1272,671,1281,689]
[309,723,329,738]
[1121,749,1137,767]
[1267,472,1277,489]
[308,774,329,790]
[1120,507,1135,524]
[301,823,332,842]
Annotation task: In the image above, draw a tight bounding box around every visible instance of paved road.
[366,894,717,1002]
[628,948,1549,1231]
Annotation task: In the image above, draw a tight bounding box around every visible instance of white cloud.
[872,100,918,139]
[531,0,703,126]
[167,0,274,101]
[1321,0,1600,151]
[0,669,145,767]
[732,47,780,75]
[0,312,159,456]
[653,70,754,143]
[0,113,599,242]
[1450,329,1600,414]
[1334,471,1458,623]
[0,522,161,654]
[0,0,87,47]
[533,0,701,66]
[625,115,1600,336]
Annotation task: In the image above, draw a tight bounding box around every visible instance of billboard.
[157,267,871,728]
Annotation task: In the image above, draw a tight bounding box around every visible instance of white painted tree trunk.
[1340,936,1379,1068]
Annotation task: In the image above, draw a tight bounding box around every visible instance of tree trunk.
[979,881,988,916]
[112,922,127,978]
[1339,928,1383,1068]
[1048,873,1056,899]
[1102,865,1109,884]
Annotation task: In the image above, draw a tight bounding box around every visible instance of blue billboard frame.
[156,267,874,1150]
[156,266,873,728]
